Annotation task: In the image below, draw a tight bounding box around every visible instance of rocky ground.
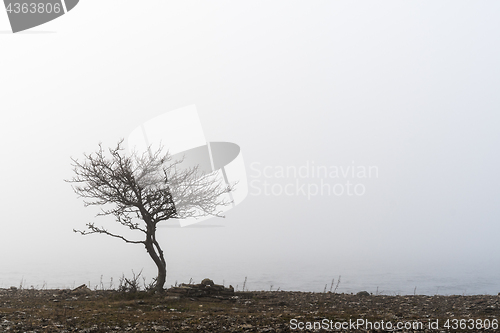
[0,282,499,332]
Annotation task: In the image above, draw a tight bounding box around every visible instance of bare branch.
[74,223,144,245]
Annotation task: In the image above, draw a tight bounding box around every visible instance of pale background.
[0,1,499,294]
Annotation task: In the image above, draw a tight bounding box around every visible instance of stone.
[201,278,214,286]
[357,291,370,296]
[167,279,234,299]
[71,284,92,295]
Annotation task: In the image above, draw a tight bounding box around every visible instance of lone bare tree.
[67,140,233,292]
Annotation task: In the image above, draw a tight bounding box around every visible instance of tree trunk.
[155,261,167,292]
[145,233,167,292]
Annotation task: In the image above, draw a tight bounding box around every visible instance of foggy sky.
[0,1,499,292]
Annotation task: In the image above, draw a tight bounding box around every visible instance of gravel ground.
[0,287,499,332]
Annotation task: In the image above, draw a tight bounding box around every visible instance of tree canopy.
[67,140,234,291]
